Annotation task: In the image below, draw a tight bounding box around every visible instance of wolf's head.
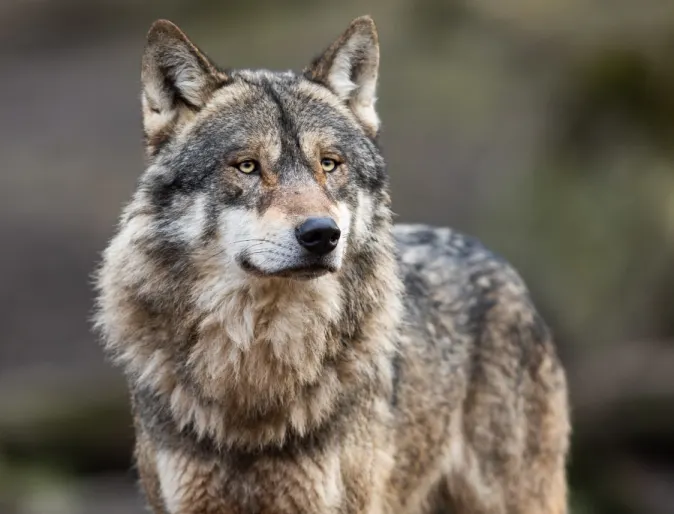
[135,16,388,280]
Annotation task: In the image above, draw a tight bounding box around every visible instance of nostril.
[301,230,323,244]
[329,231,341,244]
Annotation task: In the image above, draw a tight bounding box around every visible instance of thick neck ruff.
[97,224,402,449]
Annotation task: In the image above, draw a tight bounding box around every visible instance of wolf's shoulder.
[391,223,560,389]
[393,224,525,291]
[392,224,536,325]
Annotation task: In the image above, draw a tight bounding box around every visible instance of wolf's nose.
[295,217,341,255]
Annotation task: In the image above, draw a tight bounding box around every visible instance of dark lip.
[238,259,337,280]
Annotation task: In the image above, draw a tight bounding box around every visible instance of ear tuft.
[305,16,380,136]
[141,20,226,155]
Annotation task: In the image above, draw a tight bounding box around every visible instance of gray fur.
[95,16,569,514]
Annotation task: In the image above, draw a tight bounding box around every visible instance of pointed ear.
[305,16,380,137]
[141,20,227,155]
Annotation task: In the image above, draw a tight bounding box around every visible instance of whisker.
[243,249,295,259]
[194,238,297,260]
[232,238,295,252]
[231,238,271,244]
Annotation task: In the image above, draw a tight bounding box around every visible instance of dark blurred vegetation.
[2,0,674,512]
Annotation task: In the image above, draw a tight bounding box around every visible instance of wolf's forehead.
[201,76,349,152]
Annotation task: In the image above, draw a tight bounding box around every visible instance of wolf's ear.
[141,20,226,154]
[305,16,380,137]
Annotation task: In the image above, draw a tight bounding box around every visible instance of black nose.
[295,217,341,255]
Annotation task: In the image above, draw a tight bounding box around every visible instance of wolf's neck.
[126,240,402,449]
[160,260,401,448]
[190,273,345,402]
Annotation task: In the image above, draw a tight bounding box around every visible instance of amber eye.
[237,160,259,174]
[320,158,338,173]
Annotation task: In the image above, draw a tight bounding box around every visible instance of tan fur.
[96,16,570,514]
[266,187,335,218]
[299,129,340,186]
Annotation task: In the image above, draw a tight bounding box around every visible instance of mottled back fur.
[95,16,570,514]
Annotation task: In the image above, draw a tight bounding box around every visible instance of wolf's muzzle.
[295,217,341,256]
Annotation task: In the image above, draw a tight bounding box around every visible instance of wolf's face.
[136,17,387,281]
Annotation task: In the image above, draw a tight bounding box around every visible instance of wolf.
[95,15,570,514]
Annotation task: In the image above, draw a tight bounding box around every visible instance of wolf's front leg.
[137,441,223,514]
[338,406,396,514]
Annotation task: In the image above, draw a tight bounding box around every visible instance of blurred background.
[2,0,674,512]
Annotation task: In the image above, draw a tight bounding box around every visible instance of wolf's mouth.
[238,258,337,280]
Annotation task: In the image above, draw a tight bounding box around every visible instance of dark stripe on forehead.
[259,80,317,181]
[261,81,297,138]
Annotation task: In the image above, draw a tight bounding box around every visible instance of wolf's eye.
[237,160,259,174]
[320,158,338,172]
